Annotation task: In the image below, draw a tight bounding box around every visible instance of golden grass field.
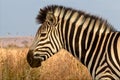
[0,48,42,80]
[0,46,92,80]
[0,37,92,80]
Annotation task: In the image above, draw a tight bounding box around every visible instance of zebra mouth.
[27,50,43,68]
[38,57,45,61]
[30,57,43,68]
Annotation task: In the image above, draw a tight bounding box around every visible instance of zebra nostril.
[27,50,42,68]
[34,54,40,57]
[34,53,45,62]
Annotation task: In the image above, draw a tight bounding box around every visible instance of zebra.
[27,5,120,80]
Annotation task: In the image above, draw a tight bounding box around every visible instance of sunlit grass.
[0,42,92,80]
[0,47,41,80]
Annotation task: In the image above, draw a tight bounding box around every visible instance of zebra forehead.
[36,5,116,31]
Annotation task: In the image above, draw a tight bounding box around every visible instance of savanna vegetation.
[0,39,92,80]
[0,47,42,80]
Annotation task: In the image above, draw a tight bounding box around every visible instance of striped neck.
[53,6,116,67]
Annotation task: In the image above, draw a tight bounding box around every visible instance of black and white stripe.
[27,5,120,79]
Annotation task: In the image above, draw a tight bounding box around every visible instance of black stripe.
[95,27,108,76]
[65,12,74,51]
[69,14,80,55]
[37,41,50,46]
[95,27,109,75]
[108,33,119,69]
[74,16,85,59]
[96,64,108,76]
[53,29,61,49]
[75,25,82,58]
[57,24,63,47]
[107,33,120,77]
[107,63,120,78]
[49,34,57,51]
[57,10,64,48]
[81,18,92,64]
[90,22,103,74]
[37,46,54,56]
[36,50,50,59]
[86,31,99,69]
[39,37,48,41]
[51,32,59,52]
[87,20,96,50]
[85,19,97,66]
[99,75,115,80]
[37,41,53,49]
[113,33,120,66]
[60,10,67,48]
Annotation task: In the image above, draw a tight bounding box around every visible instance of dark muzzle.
[27,50,42,68]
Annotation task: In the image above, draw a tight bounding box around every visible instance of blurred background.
[0,1,120,79]
[0,0,120,37]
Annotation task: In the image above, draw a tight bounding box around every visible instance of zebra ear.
[46,12,56,25]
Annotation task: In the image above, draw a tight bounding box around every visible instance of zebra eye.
[47,21,51,25]
[41,33,46,37]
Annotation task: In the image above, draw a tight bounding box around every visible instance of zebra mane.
[36,5,115,31]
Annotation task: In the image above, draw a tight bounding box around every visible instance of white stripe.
[111,32,120,71]
[63,10,72,49]
[95,29,109,75]
[54,7,61,17]
[95,63,107,79]
[67,12,78,53]
[88,20,100,78]
[78,17,90,60]
[85,19,99,66]
[117,34,120,62]
[85,19,95,49]
[73,15,85,58]
[107,32,120,73]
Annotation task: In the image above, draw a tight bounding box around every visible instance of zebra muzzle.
[27,50,43,68]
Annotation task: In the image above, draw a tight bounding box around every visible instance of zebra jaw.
[27,50,43,68]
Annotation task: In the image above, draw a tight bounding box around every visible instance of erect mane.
[36,5,116,31]
[36,5,57,24]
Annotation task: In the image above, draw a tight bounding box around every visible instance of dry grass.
[39,49,92,80]
[0,47,92,80]
[0,48,40,80]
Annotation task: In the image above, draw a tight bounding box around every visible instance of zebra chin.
[27,50,43,68]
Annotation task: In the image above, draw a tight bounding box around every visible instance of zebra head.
[27,9,63,68]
